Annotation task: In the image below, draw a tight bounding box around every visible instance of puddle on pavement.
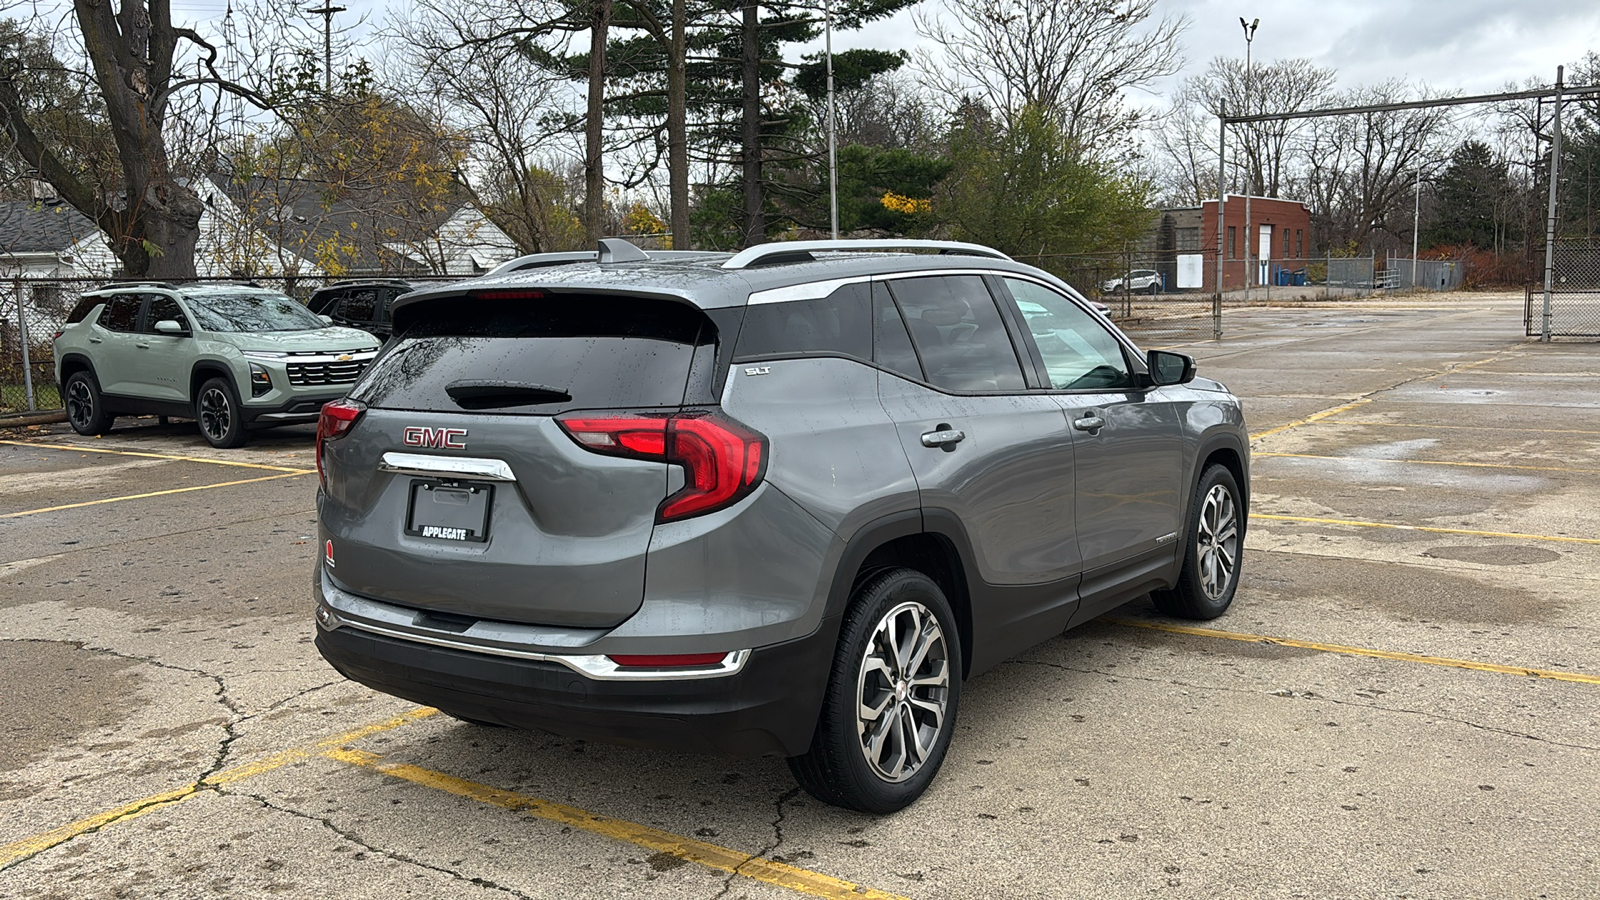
[0,640,147,773]
[1423,545,1564,566]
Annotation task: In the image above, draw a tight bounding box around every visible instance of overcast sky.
[276,0,1596,100]
[826,0,1597,101]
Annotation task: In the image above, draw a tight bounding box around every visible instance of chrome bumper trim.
[378,452,516,483]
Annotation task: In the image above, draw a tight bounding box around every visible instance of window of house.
[1227,226,1237,258]
[1174,227,1201,252]
[1296,229,1304,258]
[1282,227,1291,258]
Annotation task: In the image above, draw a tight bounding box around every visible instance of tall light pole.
[1240,17,1258,301]
[825,0,839,240]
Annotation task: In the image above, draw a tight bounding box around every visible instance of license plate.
[405,480,492,542]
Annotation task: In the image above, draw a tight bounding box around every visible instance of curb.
[0,410,67,428]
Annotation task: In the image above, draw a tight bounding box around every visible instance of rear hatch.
[319,291,717,628]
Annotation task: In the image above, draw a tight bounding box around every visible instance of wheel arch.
[1191,428,1250,545]
[825,511,978,680]
[189,360,237,401]
[58,353,95,383]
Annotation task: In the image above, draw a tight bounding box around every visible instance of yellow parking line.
[1248,398,1371,441]
[1312,420,1600,437]
[0,472,310,519]
[1109,618,1600,685]
[0,709,438,869]
[1255,452,1600,475]
[0,439,311,474]
[1252,513,1600,545]
[326,748,909,900]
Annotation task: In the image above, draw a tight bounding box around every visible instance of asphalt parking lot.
[1,292,1597,899]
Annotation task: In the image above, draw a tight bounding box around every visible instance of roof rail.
[720,239,1012,270]
[103,280,176,290]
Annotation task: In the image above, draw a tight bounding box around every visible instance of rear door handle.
[920,428,965,448]
[1073,415,1105,433]
[88,337,102,344]
[135,342,150,349]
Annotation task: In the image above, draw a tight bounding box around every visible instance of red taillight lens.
[316,398,365,488]
[607,653,728,668]
[557,409,767,522]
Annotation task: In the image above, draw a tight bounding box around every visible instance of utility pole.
[1412,165,1421,288]
[306,1,346,94]
[1542,65,1564,342]
[1239,17,1258,304]
[825,0,839,240]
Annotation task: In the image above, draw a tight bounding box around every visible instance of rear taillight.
[316,398,365,488]
[557,409,767,521]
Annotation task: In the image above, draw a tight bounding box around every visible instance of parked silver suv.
[314,239,1249,813]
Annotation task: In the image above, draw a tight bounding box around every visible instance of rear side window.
[887,276,1026,392]
[872,282,922,381]
[338,289,378,322]
[98,295,142,332]
[733,283,870,362]
[353,294,713,415]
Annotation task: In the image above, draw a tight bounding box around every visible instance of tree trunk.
[740,3,764,246]
[668,0,689,249]
[585,0,611,243]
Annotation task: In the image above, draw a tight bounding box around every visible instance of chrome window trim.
[378,452,516,483]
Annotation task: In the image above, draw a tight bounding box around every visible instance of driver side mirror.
[153,320,187,336]
[319,315,334,325]
[1146,349,1196,386]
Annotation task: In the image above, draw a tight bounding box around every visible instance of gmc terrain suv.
[314,238,1249,813]
[54,283,379,448]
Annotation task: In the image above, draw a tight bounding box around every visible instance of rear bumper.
[314,614,836,758]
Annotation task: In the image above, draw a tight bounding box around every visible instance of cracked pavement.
[1,294,1598,898]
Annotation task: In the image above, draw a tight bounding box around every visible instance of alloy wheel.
[199,387,231,442]
[66,379,93,429]
[855,600,951,783]
[1197,483,1239,600]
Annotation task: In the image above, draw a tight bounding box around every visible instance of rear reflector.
[606,653,728,668]
[557,409,767,522]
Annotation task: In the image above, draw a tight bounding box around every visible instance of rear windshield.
[350,294,712,415]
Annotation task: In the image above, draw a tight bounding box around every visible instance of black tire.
[1152,464,1244,620]
[195,376,248,448]
[788,568,962,815]
[64,370,114,435]
[1147,281,1160,295]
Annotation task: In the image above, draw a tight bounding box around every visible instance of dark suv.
[313,239,1249,813]
[307,280,414,344]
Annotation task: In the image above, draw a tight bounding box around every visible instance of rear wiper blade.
[445,379,572,409]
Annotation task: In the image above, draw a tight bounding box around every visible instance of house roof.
[205,175,473,274]
[0,200,100,255]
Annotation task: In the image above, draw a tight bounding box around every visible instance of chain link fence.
[1012,250,1399,347]
[1524,239,1600,338]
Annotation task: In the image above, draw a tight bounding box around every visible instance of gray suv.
[314,239,1249,813]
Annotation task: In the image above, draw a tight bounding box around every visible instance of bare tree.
[388,0,584,252]
[1186,56,1336,198]
[915,0,1186,153]
[1302,81,1454,251]
[0,1,275,277]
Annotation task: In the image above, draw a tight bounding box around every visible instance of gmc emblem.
[402,426,468,450]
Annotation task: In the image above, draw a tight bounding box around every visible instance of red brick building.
[1159,196,1313,292]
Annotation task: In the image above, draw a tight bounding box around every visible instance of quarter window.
[732,283,871,362]
[888,276,1026,392]
[1003,278,1132,391]
[98,294,141,332]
